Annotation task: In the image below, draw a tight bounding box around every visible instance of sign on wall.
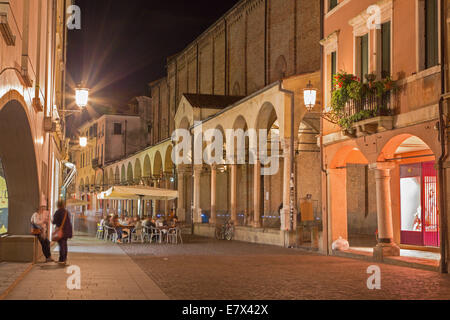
[0,159,8,234]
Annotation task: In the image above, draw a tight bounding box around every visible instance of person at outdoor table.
[143,217,155,228]
[105,216,114,227]
[100,215,107,227]
[169,215,179,227]
[112,215,124,243]
[132,217,142,236]
[155,217,164,228]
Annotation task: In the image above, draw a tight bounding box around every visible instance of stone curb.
[332,250,439,272]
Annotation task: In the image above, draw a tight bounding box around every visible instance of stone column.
[193,165,203,223]
[177,168,186,222]
[210,165,217,225]
[230,164,238,223]
[327,168,348,252]
[253,160,262,228]
[282,141,292,231]
[369,162,400,259]
[164,177,170,217]
[154,176,161,214]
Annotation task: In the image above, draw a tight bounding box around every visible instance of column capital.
[369,162,396,171]
[193,164,206,173]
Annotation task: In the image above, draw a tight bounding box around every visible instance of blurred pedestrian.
[52,201,73,266]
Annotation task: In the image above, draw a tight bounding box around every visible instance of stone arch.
[109,168,114,185]
[377,134,438,162]
[232,81,241,96]
[143,155,152,178]
[164,145,174,175]
[153,152,163,178]
[121,164,126,183]
[96,171,103,186]
[127,162,133,184]
[104,170,109,187]
[0,98,40,234]
[178,116,191,130]
[114,166,120,184]
[255,102,279,131]
[330,145,369,169]
[134,159,142,182]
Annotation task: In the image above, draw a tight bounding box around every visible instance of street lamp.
[75,86,89,108]
[303,81,317,112]
[79,136,87,148]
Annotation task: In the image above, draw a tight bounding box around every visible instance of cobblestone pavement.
[121,235,450,300]
[4,236,168,300]
[0,262,31,297]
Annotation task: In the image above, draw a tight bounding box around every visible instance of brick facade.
[148,0,321,145]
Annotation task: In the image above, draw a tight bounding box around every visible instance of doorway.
[400,161,439,247]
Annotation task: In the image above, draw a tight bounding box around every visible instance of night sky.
[66,0,240,118]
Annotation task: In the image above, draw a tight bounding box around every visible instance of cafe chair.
[132,227,145,244]
[149,227,162,244]
[104,226,118,243]
[96,223,104,239]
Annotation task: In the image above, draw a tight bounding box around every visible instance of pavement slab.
[4,236,168,300]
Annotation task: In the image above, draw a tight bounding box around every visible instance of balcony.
[341,91,394,138]
[327,73,397,138]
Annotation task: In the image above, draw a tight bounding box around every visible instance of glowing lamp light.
[79,137,88,148]
[75,87,89,108]
[303,81,317,112]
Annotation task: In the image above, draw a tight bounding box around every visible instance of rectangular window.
[381,22,391,78]
[329,0,338,11]
[114,123,122,135]
[425,0,439,68]
[359,34,369,82]
[331,51,337,91]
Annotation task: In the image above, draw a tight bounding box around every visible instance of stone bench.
[0,235,38,263]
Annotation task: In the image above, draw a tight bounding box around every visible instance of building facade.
[84,0,324,248]
[70,111,149,214]
[320,0,449,266]
[0,0,70,261]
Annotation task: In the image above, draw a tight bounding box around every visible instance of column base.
[193,208,203,224]
[283,230,297,248]
[373,242,400,261]
[253,221,262,228]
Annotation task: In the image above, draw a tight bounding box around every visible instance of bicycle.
[215,219,235,241]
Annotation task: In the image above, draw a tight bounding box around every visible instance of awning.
[97,186,178,201]
[66,199,90,207]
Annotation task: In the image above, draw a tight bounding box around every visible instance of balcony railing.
[342,91,393,120]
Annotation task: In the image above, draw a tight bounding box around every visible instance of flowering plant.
[329,72,397,129]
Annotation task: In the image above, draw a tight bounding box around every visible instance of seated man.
[112,216,124,243]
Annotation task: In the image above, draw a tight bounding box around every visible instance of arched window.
[275,55,287,80]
